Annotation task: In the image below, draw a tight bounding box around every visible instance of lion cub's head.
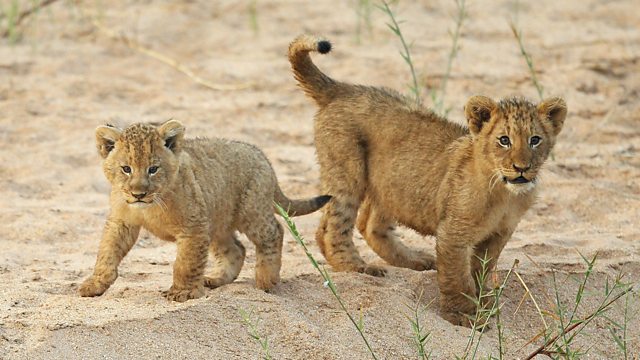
[95,120,185,208]
[464,96,567,195]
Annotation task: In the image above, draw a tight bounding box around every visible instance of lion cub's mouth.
[504,175,531,184]
[128,200,152,207]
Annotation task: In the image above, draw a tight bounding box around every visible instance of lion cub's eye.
[529,136,542,148]
[498,136,511,147]
[121,166,132,174]
[148,166,159,175]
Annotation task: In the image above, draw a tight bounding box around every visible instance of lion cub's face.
[95,121,185,208]
[465,96,567,195]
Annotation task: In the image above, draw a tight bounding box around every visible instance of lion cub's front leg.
[435,226,478,327]
[79,219,140,297]
[163,231,210,302]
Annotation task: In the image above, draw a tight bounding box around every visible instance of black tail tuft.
[315,195,332,208]
[317,40,332,54]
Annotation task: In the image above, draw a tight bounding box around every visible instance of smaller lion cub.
[80,120,330,301]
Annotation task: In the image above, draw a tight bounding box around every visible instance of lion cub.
[289,35,566,326]
[79,120,330,301]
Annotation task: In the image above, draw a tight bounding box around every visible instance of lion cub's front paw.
[441,311,473,328]
[360,264,387,277]
[162,285,205,302]
[78,276,110,297]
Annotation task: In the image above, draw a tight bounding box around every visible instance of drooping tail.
[274,186,331,217]
[288,35,336,107]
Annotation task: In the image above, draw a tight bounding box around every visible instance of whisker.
[488,171,500,194]
[154,194,168,212]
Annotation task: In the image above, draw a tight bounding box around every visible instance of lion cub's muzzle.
[126,191,153,206]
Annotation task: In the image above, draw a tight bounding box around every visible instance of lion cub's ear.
[157,120,185,153]
[464,95,497,135]
[95,124,122,159]
[538,97,567,136]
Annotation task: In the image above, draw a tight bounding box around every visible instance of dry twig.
[1,0,61,37]
[89,18,252,91]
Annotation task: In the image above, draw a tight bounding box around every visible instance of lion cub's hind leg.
[316,196,387,277]
[242,214,283,291]
[356,199,436,271]
[314,132,386,277]
[238,181,284,291]
[204,232,246,289]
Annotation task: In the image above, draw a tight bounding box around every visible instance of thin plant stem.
[407,289,433,359]
[1,0,61,38]
[355,0,373,44]
[508,21,544,100]
[248,0,258,35]
[524,285,633,360]
[471,259,518,360]
[513,270,549,329]
[433,0,466,115]
[551,270,572,356]
[275,203,379,360]
[378,0,421,105]
[523,254,633,360]
[239,308,272,360]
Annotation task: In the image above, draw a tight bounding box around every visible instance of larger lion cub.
[79,120,330,301]
[289,35,567,326]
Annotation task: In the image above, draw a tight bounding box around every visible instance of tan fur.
[79,120,330,301]
[289,35,567,326]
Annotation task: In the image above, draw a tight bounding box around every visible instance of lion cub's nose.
[132,192,147,200]
[513,164,531,173]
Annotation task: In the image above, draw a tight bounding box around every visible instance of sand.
[0,0,639,359]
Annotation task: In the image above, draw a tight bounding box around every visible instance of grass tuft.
[239,307,272,360]
[458,255,518,360]
[524,253,634,359]
[406,289,433,359]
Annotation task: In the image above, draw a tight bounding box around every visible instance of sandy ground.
[1,0,639,359]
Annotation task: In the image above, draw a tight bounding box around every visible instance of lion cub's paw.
[360,264,387,277]
[407,251,437,271]
[78,276,110,297]
[334,263,387,277]
[203,276,229,289]
[441,311,473,328]
[255,271,280,291]
[163,285,205,302]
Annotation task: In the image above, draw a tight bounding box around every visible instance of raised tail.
[288,35,336,107]
[274,186,331,217]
